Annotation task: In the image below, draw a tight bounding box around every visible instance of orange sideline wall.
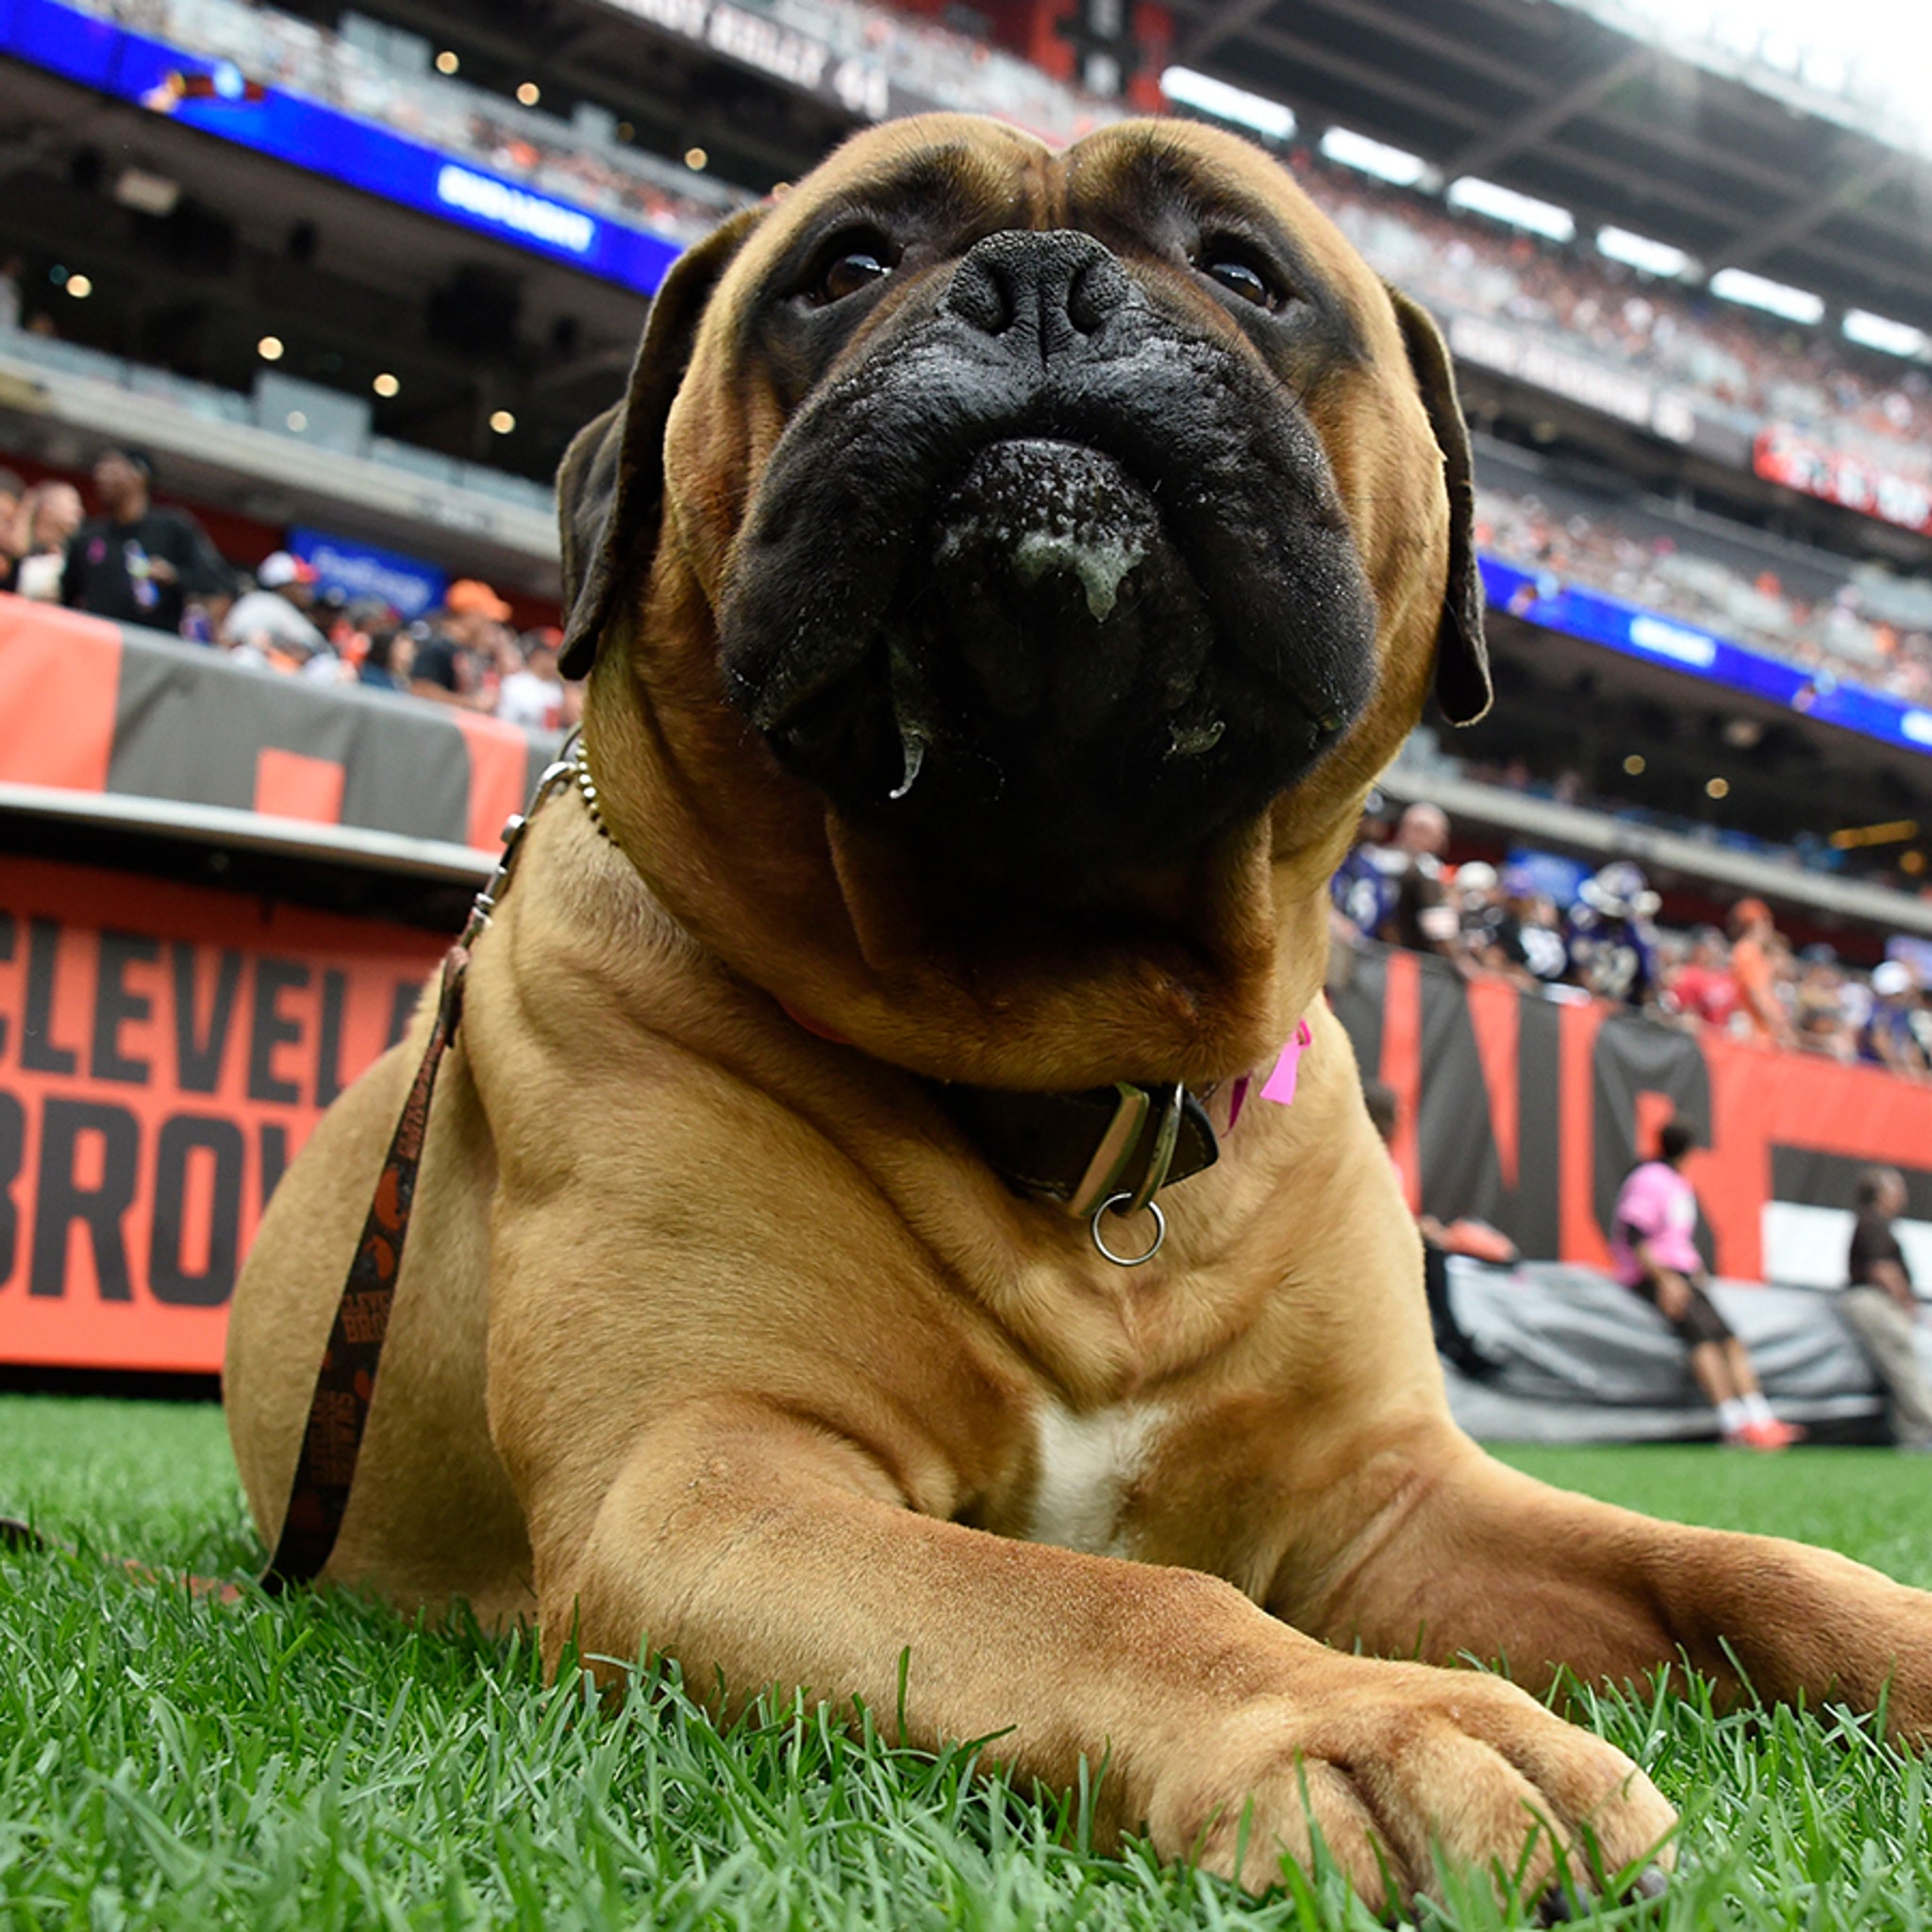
[8,867,1932,1373]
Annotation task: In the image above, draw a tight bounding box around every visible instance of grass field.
[3,1396,1929,1930]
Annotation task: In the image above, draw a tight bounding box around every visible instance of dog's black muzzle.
[720,229,1378,875]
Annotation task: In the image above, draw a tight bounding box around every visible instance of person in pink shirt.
[1611,1119,1802,1450]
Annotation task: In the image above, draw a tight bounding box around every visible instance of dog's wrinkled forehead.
[722,115,1392,376]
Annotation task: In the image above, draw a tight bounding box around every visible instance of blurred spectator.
[1329,797,1395,941]
[411,578,510,708]
[1567,861,1662,1008]
[1362,1077,1506,1382]
[1507,880,1573,988]
[1609,1118,1801,1449]
[1862,961,1930,1078]
[1668,928,1740,1031]
[1839,1168,1932,1453]
[0,468,23,558]
[1728,898,1796,1046]
[358,625,415,693]
[2,479,84,600]
[222,551,330,667]
[59,448,231,633]
[1377,803,1458,955]
[1449,861,1528,983]
[1793,946,1858,1062]
[497,628,566,730]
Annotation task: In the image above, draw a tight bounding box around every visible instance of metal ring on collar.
[1090,1192,1166,1268]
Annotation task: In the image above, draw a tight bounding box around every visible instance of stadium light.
[1159,67,1296,143]
[1319,125,1437,190]
[1843,308,1932,361]
[1445,176,1575,242]
[1708,266,1825,325]
[1596,225,1698,281]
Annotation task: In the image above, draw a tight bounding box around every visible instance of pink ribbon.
[1228,1017,1314,1127]
[1258,1018,1315,1108]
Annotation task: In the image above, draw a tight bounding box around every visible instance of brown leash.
[258,944,468,1591]
[259,747,583,1592]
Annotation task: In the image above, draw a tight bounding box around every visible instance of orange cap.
[446,578,511,622]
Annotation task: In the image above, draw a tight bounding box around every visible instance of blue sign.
[1478,556,1932,766]
[1,0,685,297]
[287,526,446,620]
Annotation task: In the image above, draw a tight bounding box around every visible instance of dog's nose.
[944,230,1131,352]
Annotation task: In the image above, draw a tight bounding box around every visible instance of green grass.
[3,1399,1930,1930]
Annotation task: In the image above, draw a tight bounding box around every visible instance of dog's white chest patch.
[1023,1397,1165,1557]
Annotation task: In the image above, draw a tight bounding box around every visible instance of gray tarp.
[1441,1257,1932,1443]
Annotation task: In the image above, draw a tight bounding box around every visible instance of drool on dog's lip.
[932,437,1167,623]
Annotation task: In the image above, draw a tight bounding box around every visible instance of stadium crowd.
[1335,800,1932,1078]
[205,560,575,729]
[74,0,1118,242]
[1298,154,1932,493]
[0,452,574,730]
[1474,484,1932,705]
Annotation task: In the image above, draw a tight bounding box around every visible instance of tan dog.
[226,114,1932,1910]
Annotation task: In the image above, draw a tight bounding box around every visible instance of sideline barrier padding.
[1440,1258,1927,1444]
[0,594,557,853]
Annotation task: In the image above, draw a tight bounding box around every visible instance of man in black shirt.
[1842,1167,1932,1451]
[59,448,231,634]
[408,577,511,709]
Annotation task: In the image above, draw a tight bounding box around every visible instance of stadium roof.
[1168,0,1932,330]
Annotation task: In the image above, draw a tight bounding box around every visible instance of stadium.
[2,0,1931,1923]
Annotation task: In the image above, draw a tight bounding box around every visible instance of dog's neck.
[580,659,1344,1093]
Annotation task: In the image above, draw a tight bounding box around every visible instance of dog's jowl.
[226,113,1932,1910]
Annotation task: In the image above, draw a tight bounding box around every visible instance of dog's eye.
[1195,245,1286,312]
[808,237,895,308]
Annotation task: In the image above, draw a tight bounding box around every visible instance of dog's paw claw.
[1535,1882,1577,1924]
[1628,1861,1670,1901]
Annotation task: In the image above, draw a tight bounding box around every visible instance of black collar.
[939,1079,1220,1219]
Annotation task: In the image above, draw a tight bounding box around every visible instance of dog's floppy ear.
[1383,283,1490,724]
[557,208,763,679]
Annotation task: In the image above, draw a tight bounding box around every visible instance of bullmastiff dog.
[226,113,1932,1908]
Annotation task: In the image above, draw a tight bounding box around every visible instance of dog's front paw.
[1143,1658,1675,1911]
